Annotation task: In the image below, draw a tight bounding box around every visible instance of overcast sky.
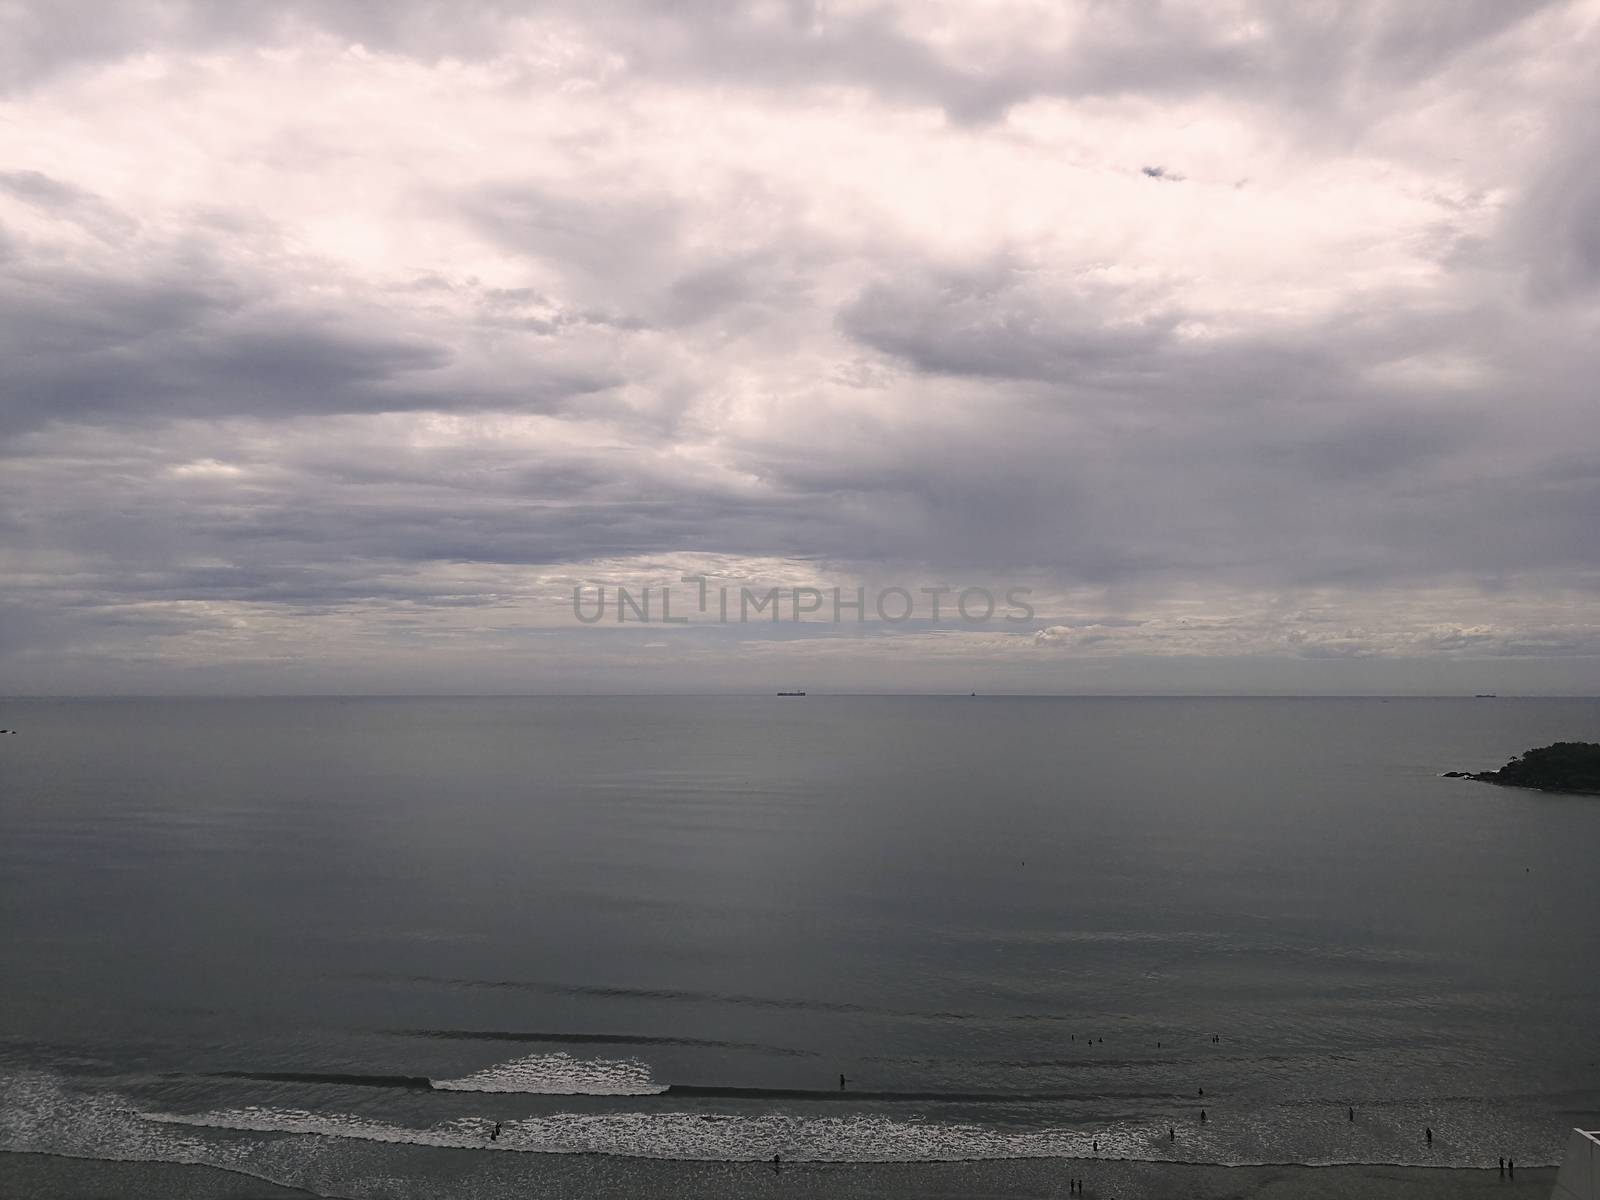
[3,0,1599,694]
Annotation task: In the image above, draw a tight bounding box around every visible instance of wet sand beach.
[0,1150,1557,1200]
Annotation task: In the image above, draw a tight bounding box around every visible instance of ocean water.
[1,696,1598,1197]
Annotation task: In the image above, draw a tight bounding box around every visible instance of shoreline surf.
[0,1148,1560,1200]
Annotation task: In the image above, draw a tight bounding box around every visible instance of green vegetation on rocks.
[1445,742,1600,795]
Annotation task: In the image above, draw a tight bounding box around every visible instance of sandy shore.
[0,1152,322,1198]
[0,1151,1558,1200]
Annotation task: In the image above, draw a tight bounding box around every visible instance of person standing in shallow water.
[839,1073,847,1090]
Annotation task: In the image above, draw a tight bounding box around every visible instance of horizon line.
[3,692,1595,702]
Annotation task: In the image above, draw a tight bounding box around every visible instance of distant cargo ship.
[776,691,806,696]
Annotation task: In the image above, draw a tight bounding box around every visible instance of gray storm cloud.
[1,0,1597,693]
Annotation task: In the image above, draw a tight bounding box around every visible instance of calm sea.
[1,696,1597,1196]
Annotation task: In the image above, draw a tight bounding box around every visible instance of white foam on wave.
[0,1070,331,1192]
[128,1099,1574,1169]
[428,1051,667,1095]
[141,1102,1104,1161]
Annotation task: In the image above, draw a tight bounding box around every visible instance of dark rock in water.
[1450,742,1600,796]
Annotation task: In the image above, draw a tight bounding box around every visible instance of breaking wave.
[141,1103,1134,1161]
[428,1052,667,1096]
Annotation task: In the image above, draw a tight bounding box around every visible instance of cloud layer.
[3,1,1599,692]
